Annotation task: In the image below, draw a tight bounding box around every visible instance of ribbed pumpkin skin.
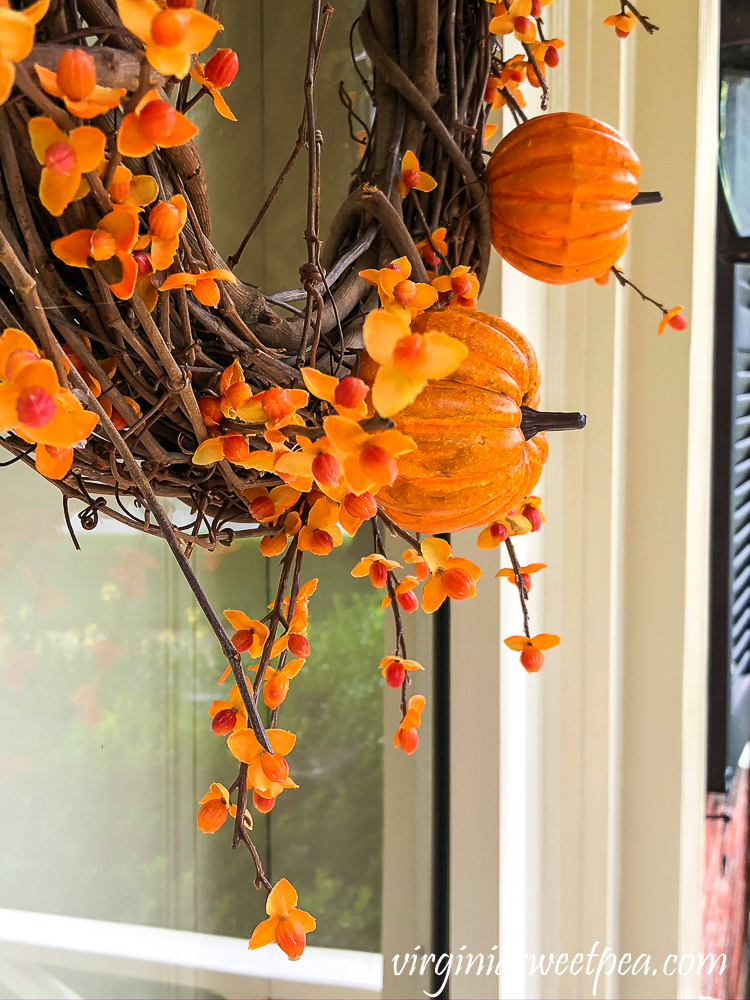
[485,112,641,284]
[362,307,548,534]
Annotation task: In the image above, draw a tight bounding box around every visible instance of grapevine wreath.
[0,0,683,958]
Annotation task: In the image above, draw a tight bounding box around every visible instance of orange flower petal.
[70,126,107,173]
[116,113,155,157]
[109,251,138,300]
[248,916,279,950]
[35,443,73,479]
[421,573,446,614]
[51,229,94,267]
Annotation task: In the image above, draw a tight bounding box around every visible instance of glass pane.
[0,463,384,952]
[720,73,750,237]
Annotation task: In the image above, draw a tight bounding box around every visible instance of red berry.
[398,727,419,754]
[544,46,560,68]
[261,752,289,784]
[520,647,544,673]
[166,0,195,6]
[514,15,532,34]
[287,633,310,657]
[520,573,532,592]
[402,168,421,189]
[138,100,177,143]
[232,627,257,653]
[334,376,368,410]
[211,708,236,735]
[344,491,377,520]
[530,0,542,14]
[204,48,239,89]
[249,496,276,521]
[441,566,474,600]
[223,434,250,464]
[16,386,56,428]
[133,251,152,276]
[384,660,406,688]
[57,48,96,101]
[490,521,509,542]
[253,790,276,813]
[149,201,182,239]
[151,9,189,46]
[615,26,629,38]
[369,561,388,588]
[360,444,398,485]
[44,141,76,175]
[397,589,419,613]
[311,451,341,487]
[668,313,687,331]
[523,505,543,532]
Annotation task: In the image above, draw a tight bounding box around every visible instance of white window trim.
[0,908,382,1000]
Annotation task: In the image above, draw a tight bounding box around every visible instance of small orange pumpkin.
[485,112,641,284]
[361,307,583,535]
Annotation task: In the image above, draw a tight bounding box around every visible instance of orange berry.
[384,659,405,688]
[249,496,276,521]
[262,386,293,422]
[264,674,289,710]
[393,279,417,306]
[111,408,129,431]
[204,48,239,89]
[484,80,498,103]
[595,272,610,286]
[253,789,276,813]
[62,343,85,374]
[45,445,71,462]
[275,915,307,961]
[223,434,250,464]
[16,386,55,428]
[397,727,419,754]
[211,708,236,735]
[287,633,310,657]
[369,561,388,588]
[198,395,222,426]
[441,566,474,600]
[44,141,76,175]
[520,646,544,673]
[151,9,189,46]
[393,334,429,374]
[57,48,96,101]
[309,529,334,555]
[334,375,368,409]
[402,168,420,190]
[261,752,289,784]
[4,347,38,380]
[523,505,542,532]
[544,46,560,67]
[397,589,419,613]
[89,229,116,261]
[344,491,377,520]
[197,798,227,833]
[138,100,177,143]
[311,451,341,487]
[149,200,182,239]
[669,313,687,331]
[452,275,473,298]
[421,244,441,268]
[414,560,429,581]
[360,444,398,484]
[232,627,258,653]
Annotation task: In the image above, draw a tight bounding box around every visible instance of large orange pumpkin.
[485,112,641,284]
[361,307,583,535]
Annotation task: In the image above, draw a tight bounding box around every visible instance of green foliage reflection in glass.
[0,463,383,952]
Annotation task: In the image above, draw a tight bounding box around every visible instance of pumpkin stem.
[632,190,663,206]
[520,406,587,440]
